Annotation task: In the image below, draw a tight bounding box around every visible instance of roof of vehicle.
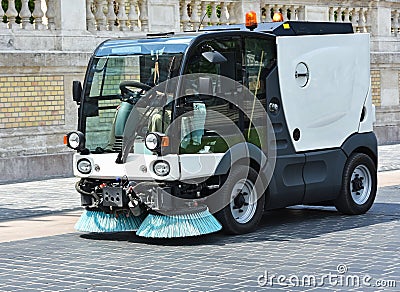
[94,21,354,57]
[94,35,196,57]
[200,21,354,36]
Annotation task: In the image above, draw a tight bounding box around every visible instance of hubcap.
[350,164,372,205]
[230,178,258,224]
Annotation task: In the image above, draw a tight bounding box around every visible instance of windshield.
[82,39,189,153]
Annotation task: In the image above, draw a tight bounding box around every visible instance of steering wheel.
[119,81,152,104]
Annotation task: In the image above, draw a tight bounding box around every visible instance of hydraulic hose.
[75,181,92,196]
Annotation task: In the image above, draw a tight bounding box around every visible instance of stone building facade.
[0,0,399,182]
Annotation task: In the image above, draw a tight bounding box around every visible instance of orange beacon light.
[245,11,258,30]
[272,12,284,22]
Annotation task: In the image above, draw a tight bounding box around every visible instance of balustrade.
[181,1,374,32]
[85,0,146,32]
[329,6,370,33]
[259,2,371,33]
[260,3,305,22]
[0,1,397,38]
[180,0,241,31]
[0,0,51,30]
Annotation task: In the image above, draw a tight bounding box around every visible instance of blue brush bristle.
[136,208,222,238]
[75,210,143,232]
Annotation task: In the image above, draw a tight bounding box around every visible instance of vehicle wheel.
[334,153,377,215]
[214,165,265,234]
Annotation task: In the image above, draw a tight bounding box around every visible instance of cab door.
[243,35,306,208]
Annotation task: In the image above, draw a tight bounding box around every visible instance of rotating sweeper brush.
[74,207,222,238]
[136,206,222,238]
[74,209,144,233]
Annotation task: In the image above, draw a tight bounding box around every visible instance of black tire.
[214,165,265,234]
[334,153,377,215]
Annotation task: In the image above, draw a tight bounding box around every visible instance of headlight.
[145,132,160,151]
[68,132,80,149]
[153,161,170,176]
[77,159,92,174]
[66,131,85,151]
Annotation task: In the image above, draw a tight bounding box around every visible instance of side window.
[244,37,276,101]
[184,38,241,75]
[179,38,242,154]
[183,38,242,95]
[244,37,277,147]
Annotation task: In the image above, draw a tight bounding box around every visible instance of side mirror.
[72,81,83,104]
[202,51,227,64]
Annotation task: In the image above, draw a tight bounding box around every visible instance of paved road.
[0,185,398,291]
[0,144,398,291]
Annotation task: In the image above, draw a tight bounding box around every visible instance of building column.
[54,0,87,32]
[370,3,392,37]
[304,6,329,21]
[147,0,180,33]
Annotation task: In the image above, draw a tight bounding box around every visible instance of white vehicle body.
[277,33,372,151]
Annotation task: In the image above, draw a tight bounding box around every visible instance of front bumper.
[73,153,181,181]
[73,152,225,181]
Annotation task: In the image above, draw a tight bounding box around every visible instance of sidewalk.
[0,144,399,222]
[378,143,400,171]
[0,177,79,221]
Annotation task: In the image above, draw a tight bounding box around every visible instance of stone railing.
[260,3,305,22]
[0,0,148,32]
[0,0,56,30]
[180,0,243,31]
[328,6,370,33]
[0,0,398,35]
[86,0,147,32]
[0,0,399,51]
[179,1,399,36]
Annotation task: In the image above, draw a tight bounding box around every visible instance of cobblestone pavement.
[0,145,398,291]
[0,185,398,291]
[0,177,79,221]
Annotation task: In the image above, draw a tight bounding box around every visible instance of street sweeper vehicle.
[66,15,377,238]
